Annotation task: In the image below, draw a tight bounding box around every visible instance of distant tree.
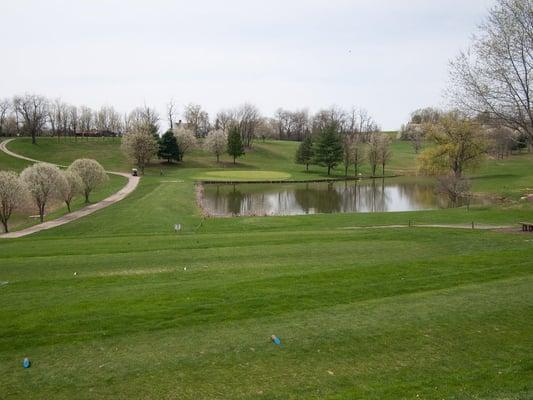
[122,127,159,174]
[295,136,314,171]
[418,112,486,178]
[158,130,180,163]
[237,103,261,148]
[167,99,175,130]
[127,106,159,137]
[313,124,343,175]
[448,0,533,144]
[0,171,26,233]
[57,170,83,212]
[204,129,227,162]
[68,159,108,203]
[367,134,380,176]
[13,94,49,144]
[173,125,197,161]
[227,126,245,164]
[377,134,392,176]
[0,98,10,136]
[20,163,62,222]
[352,139,365,176]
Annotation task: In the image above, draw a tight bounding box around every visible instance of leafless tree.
[128,106,159,133]
[215,109,237,132]
[167,99,176,129]
[448,0,533,145]
[0,98,10,136]
[13,94,49,144]
[183,103,206,137]
[236,103,261,148]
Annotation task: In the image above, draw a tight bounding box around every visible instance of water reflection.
[201,178,462,216]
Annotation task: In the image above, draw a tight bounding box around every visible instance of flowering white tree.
[204,129,227,162]
[173,125,197,161]
[121,127,158,174]
[20,163,63,222]
[0,171,26,232]
[57,170,83,212]
[68,159,108,203]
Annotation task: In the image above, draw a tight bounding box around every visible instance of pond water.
[200,178,471,216]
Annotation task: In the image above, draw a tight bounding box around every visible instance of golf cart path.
[0,138,139,239]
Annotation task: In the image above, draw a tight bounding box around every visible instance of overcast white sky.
[0,0,494,130]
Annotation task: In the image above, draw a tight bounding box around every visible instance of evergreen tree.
[295,136,314,171]
[313,124,343,175]
[158,130,180,163]
[227,126,245,164]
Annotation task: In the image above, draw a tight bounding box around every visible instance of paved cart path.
[0,138,139,238]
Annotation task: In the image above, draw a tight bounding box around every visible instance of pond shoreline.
[197,175,401,185]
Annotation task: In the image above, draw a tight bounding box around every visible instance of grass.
[0,137,532,399]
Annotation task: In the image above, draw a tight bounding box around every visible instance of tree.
[352,139,365,176]
[377,134,392,176]
[227,126,245,164]
[20,163,62,222]
[367,134,380,176]
[158,130,180,163]
[13,94,49,144]
[313,124,343,175]
[204,129,227,162]
[418,112,486,177]
[68,159,108,203]
[436,174,472,207]
[127,106,159,136]
[167,99,175,129]
[237,103,261,147]
[121,127,159,173]
[448,0,533,144]
[57,170,83,212]
[295,136,314,171]
[0,171,26,233]
[0,98,10,136]
[173,125,197,161]
[341,136,355,176]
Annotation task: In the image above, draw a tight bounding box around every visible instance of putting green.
[195,170,291,181]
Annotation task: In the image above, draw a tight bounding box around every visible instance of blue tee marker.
[271,335,282,347]
[23,358,31,368]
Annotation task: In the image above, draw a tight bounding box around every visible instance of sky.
[0,0,495,130]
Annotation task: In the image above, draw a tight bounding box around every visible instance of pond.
[200,178,473,217]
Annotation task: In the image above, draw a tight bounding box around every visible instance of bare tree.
[0,98,10,136]
[0,171,26,233]
[13,94,49,144]
[377,134,392,176]
[448,0,533,144]
[237,103,261,148]
[167,99,176,129]
[215,109,237,132]
[183,103,205,137]
[127,105,159,134]
[20,163,63,222]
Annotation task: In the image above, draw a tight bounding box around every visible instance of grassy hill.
[0,137,532,399]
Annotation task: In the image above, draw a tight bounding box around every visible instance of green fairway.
[0,137,532,399]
